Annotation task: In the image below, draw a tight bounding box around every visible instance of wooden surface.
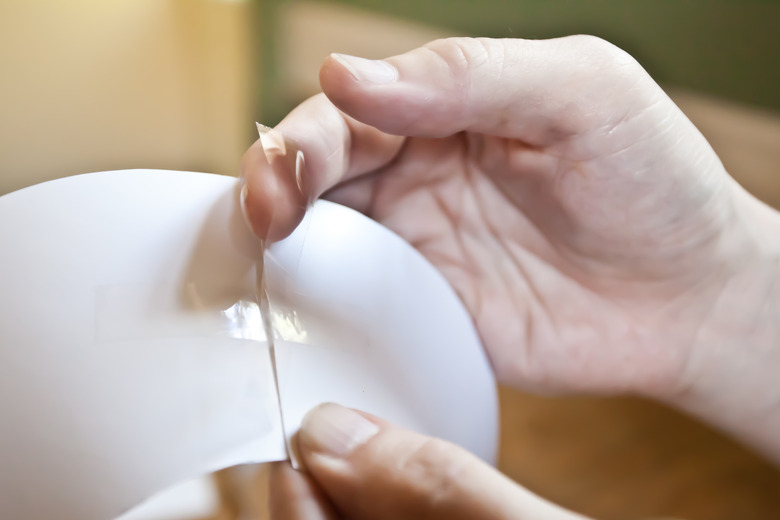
[498,389,780,520]
[495,94,780,520]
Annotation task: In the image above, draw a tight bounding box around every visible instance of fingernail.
[294,149,307,200]
[256,122,272,136]
[298,403,379,458]
[332,53,397,84]
[239,183,252,229]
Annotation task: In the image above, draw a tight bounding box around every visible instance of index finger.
[240,93,404,241]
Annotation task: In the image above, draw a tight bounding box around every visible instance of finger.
[296,403,591,520]
[268,461,340,520]
[240,127,308,242]
[240,94,404,241]
[319,36,656,143]
[320,170,380,216]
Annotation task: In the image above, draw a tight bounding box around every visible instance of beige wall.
[277,1,449,103]
[0,0,254,196]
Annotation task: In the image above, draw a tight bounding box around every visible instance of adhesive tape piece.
[95,283,267,343]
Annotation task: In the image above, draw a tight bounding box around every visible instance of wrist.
[660,188,780,462]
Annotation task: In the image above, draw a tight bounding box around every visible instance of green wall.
[339,0,780,112]
[255,1,779,123]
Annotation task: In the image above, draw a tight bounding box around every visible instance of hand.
[269,403,590,520]
[242,37,780,459]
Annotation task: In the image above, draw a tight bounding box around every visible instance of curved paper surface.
[0,170,497,519]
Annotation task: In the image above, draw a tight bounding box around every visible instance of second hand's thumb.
[296,403,590,520]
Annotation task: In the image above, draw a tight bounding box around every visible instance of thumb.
[319,36,657,144]
[293,403,590,520]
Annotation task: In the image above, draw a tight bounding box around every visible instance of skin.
[241,36,780,519]
[268,405,592,520]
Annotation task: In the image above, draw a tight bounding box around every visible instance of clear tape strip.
[95,283,266,343]
[96,123,320,468]
[256,245,293,466]
[254,120,323,468]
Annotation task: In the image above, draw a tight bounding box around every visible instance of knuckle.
[420,37,506,123]
[394,437,471,508]
[566,34,642,76]
[567,34,618,57]
[424,37,498,79]
[422,38,474,97]
[559,34,654,128]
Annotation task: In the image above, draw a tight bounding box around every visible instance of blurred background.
[2,1,779,519]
